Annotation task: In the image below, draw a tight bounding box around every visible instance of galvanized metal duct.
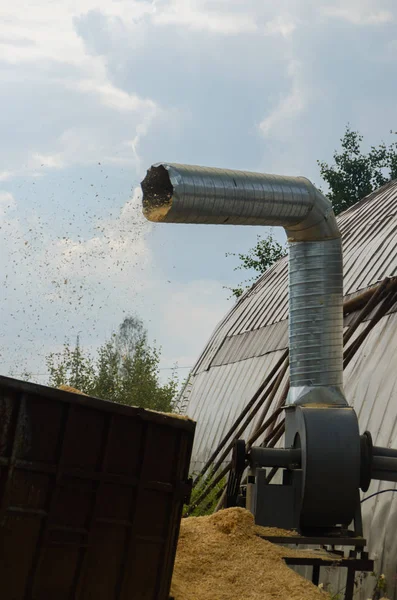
[141,163,346,406]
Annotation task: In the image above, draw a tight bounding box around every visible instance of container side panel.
[0,381,195,600]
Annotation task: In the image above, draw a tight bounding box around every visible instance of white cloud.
[0,172,15,182]
[0,73,161,178]
[149,278,229,368]
[53,78,161,170]
[152,0,258,34]
[31,153,65,169]
[0,191,16,213]
[0,1,156,65]
[263,14,297,37]
[151,0,298,37]
[31,119,151,173]
[0,1,164,180]
[259,60,307,138]
[320,1,394,25]
[41,186,151,300]
[70,79,157,113]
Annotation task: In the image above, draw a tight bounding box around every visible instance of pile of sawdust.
[171,508,330,600]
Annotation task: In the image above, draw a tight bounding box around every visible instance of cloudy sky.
[1,0,396,383]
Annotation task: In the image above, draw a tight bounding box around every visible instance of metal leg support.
[345,569,356,600]
[312,565,320,586]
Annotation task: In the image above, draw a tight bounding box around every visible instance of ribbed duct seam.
[288,239,345,405]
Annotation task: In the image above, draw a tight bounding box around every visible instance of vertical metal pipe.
[288,239,345,405]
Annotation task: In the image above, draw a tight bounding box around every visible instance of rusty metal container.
[0,375,195,600]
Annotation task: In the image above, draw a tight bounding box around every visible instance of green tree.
[318,125,397,215]
[226,232,287,299]
[116,315,145,357]
[47,316,179,413]
[47,335,95,391]
[228,126,397,298]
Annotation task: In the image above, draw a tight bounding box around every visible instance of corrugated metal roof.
[184,179,397,599]
[192,179,397,375]
[209,304,397,368]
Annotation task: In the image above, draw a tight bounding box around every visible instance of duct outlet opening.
[141,165,173,222]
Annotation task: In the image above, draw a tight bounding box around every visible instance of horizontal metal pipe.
[371,470,397,483]
[372,455,397,473]
[249,447,301,468]
[141,164,340,241]
[373,446,397,459]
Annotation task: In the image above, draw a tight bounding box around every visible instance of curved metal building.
[182,179,397,599]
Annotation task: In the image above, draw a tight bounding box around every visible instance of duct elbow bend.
[285,181,340,243]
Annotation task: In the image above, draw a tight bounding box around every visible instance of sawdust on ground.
[57,385,88,395]
[255,525,299,537]
[171,508,331,600]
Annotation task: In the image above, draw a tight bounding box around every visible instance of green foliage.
[174,375,193,415]
[318,125,397,215]
[47,316,179,413]
[329,591,342,600]
[371,571,388,599]
[187,473,226,517]
[116,315,145,357]
[225,232,287,299]
[314,569,389,600]
[47,336,95,392]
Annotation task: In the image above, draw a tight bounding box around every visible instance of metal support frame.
[258,534,373,600]
[283,556,374,600]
